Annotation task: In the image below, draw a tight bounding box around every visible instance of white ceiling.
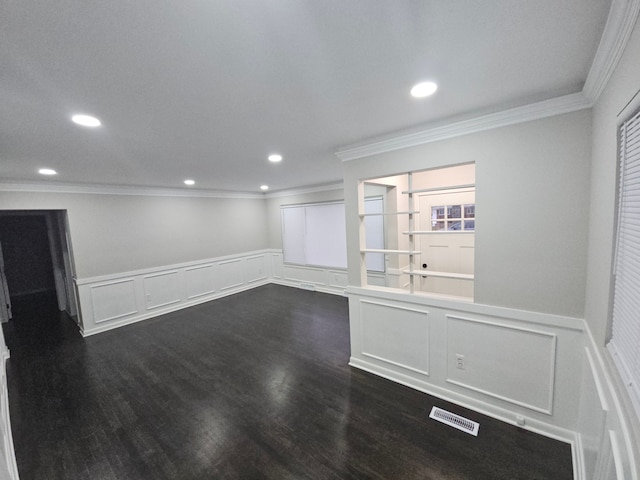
[0,0,612,193]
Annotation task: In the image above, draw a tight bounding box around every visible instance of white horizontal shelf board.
[403,270,474,280]
[402,183,476,195]
[402,230,475,235]
[359,211,419,216]
[361,249,421,254]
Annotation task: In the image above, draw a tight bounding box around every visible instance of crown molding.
[0,181,264,199]
[336,0,640,163]
[264,182,344,199]
[583,0,640,103]
[335,92,591,162]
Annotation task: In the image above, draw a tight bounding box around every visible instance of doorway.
[417,191,475,297]
[0,211,78,325]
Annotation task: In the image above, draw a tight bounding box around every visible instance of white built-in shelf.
[401,183,475,195]
[361,249,421,255]
[403,270,474,280]
[402,230,475,235]
[359,211,419,216]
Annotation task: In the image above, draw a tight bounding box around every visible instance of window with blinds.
[610,106,640,420]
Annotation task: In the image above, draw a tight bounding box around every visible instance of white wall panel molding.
[445,315,557,415]
[185,264,217,299]
[245,255,267,284]
[76,249,272,286]
[348,355,577,445]
[218,259,244,291]
[347,287,586,446]
[0,331,18,480]
[576,326,640,480]
[143,271,181,310]
[268,251,283,279]
[359,300,430,376]
[77,250,272,336]
[90,279,139,324]
[346,286,584,331]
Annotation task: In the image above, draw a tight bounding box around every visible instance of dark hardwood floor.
[3,285,573,480]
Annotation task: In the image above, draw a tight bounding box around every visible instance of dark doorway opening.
[0,211,78,327]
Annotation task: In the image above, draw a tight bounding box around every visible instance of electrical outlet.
[146,294,151,302]
[456,354,465,370]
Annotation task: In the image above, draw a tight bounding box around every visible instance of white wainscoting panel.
[577,347,609,478]
[144,271,181,310]
[185,264,216,299]
[270,252,283,279]
[76,250,272,336]
[360,300,430,376]
[329,270,348,288]
[90,279,138,324]
[219,259,244,291]
[347,286,585,445]
[245,255,267,284]
[272,259,348,295]
[0,330,18,480]
[575,333,640,480]
[446,315,557,414]
[283,264,326,285]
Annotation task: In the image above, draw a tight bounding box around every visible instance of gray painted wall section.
[343,109,592,319]
[0,192,268,279]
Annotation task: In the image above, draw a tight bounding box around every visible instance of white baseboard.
[81,279,270,336]
[349,356,577,445]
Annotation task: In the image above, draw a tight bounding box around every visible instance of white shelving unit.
[359,173,422,292]
[359,174,476,293]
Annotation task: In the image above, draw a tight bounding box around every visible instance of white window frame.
[609,105,640,421]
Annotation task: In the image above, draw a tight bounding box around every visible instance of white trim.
[359,299,431,376]
[445,314,557,415]
[0,181,264,199]
[348,356,577,445]
[335,93,591,161]
[583,0,640,103]
[264,182,344,199]
[82,280,270,336]
[75,249,275,285]
[334,0,640,163]
[346,286,584,331]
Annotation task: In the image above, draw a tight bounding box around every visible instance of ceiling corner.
[583,0,640,103]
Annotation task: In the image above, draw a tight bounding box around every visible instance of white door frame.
[0,240,12,322]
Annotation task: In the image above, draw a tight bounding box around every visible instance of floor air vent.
[429,406,479,436]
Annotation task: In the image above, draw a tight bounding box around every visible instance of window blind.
[610,106,640,419]
[281,202,347,269]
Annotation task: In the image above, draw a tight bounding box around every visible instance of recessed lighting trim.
[71,114,101,127]
[38,168,57,175]
[260,185,269,191]
[410,81,438,98]
[184,179,195,186]
[268,154,282,163]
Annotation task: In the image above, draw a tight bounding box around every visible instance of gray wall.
[343,109,592,319]
[587,16,640,346]
[0,191,268,279]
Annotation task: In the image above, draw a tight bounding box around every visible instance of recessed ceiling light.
[184,179,195,186]
[38,168,57,175]
[410,81,438,98]
[260,185,269,191]
[71,114,101,127]
[268,154,282,163]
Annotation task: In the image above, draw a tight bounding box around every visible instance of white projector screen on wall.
[281,202,347,269]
